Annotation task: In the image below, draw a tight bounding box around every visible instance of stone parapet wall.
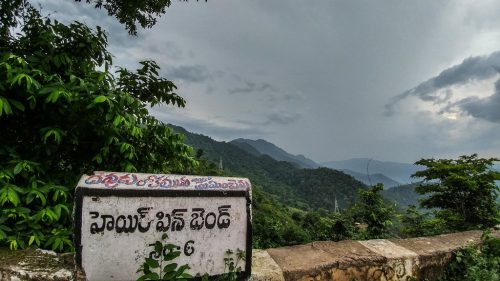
[1,230,497,281]
[252,230,499,281]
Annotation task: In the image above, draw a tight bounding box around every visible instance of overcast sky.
[38,0,500,163]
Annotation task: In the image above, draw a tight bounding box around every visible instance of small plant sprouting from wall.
[437,231,500,281]
[222,248,246,281]
[138,235,247,281]
[136,234,192,281]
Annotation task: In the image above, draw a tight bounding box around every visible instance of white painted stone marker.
[74,172,252,281]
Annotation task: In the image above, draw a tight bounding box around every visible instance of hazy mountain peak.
[230,138,319,169]
[321,158,424,184]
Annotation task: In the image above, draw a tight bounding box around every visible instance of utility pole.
[218,158,223,170]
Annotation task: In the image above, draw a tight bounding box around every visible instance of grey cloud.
[150,107,267,140]
[144,40,183,60]
[386,51,500,115]
[234,111,301,126]
[228,81,278,95]
[264,112,301,125]
[164,65,211,83]
[442,79,500,123]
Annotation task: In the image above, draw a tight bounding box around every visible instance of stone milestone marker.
[74,172,252,281]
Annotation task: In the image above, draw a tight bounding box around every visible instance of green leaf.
[0,97,12,116]
[94,95,107,103]
[179,273,192,279]
[7,188,20,206]
[42,128,62,144]
[9,99,25,111]
[163,250,181,261]
[176,264,190,275]
[154,241,162,253]
[51,238,62,251]
[0,225,12,232]
[28,235,36,246]
[143,272,160,280]
[13,162,24,175]
[145,258,160,269]
[162,263,177,272]
[162,271,176,280]
[46,90,63,103]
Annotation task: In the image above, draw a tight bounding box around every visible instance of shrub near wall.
[0,4,196,252]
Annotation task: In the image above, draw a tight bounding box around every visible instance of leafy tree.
[252,186,310,248]
[413,154,499,231]
[351,184,396,239]
[401,205,446,237]
[76,0,207,35]
[0,3,195,251]
[329,212,355,241]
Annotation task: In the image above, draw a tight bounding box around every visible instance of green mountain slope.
[341,169,401,188]
[231,138,319,169]
[170,125,366,211]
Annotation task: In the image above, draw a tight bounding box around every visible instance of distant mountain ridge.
[321,158,424,184]
[230,139,408,188]
[169,125,366,211]
[230,138,319,169]
[340,169,401,188]
[381,183,422,209]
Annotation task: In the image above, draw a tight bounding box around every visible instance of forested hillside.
[231,138,319,169]
[381,183,422,209]
[169,125,371,248]
[171,125,366,211]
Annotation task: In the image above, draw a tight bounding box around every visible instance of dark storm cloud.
[386,51,500,115]
[441,79,500,123]
[228,81,278,95]
[164,65,211,83]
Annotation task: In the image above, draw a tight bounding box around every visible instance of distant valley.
[170,125,422,210]
[229,138,423,188]
[170,125,365,211]
[321,158,424,185]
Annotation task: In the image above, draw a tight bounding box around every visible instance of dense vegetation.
[438,232,500,281]
[0,1,195,252]
[414,154,500,230]
[171,125,366,211]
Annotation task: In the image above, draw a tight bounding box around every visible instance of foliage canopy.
[413,154,499,231]
[0,3,195,251]
[351,184,396,239]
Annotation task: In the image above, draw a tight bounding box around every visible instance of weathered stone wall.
[252,230,499,281]
[1,230,497,281]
